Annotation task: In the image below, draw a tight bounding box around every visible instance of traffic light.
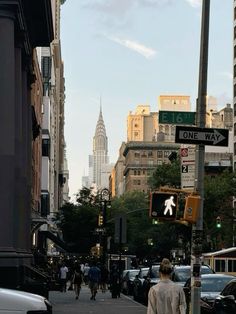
[183,195,200,223]
[150,192,178,220]
[216,216,221,228]
[98,214,104,226]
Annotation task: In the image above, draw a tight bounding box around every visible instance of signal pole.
[191,1,210,314]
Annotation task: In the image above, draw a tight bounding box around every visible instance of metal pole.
[191,1,210,314]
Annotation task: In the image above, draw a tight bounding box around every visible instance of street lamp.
[99,188,111,265]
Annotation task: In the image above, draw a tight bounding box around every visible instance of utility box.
[184,195,201,223]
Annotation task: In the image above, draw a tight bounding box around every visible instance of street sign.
[159,111,195,125]
[175,126,229,146]
[180,146,195,191]
[150,192,178,220]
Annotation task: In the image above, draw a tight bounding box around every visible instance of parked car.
[172,264,214,286]
[213,278,236,313]
[0,287,52,313]
[133,267,149,302]
[142,264,160,305]
[121,269,140,295]
[184,274,235,308]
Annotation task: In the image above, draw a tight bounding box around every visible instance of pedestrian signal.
[98,214,104,226]
[150,192,178,220]
[183,195,200,223]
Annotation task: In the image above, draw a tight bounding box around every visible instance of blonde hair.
[159,258,173,275]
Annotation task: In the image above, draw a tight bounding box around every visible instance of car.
[0,287,52,313]
[133,267,149,302]
[184,274,236,308]
[121,269,140,295]
[213,278,236,313]
[172,264,214,286]
[142,265,160,305]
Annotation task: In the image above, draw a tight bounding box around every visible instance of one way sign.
[175,126,229,147]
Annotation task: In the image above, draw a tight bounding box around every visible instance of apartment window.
[157,160,163,165]
[234,104,236,116]
[234,84,236,97]
[41,56,51,79]
[134,152,140,158]
[234,143,236,155]
[42,138,50,157]
[164,151,170,158]
[157,151,163,158]
[148,151,153,157]
[148,160,154,166]
[141,151,147,157]
[234,46,236,60]
[137,170,141,175]
[41,193,49,217]
[134,170,137,175]
[235,25,236,40]
[234,123,236,136]
[133,179,141,185]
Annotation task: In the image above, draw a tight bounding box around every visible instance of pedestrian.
[109,263,120,298]
[83,263,90,285]
[147,258,186,314]
[59,262,69,293]
[88,261,101,300]
[100,264,109,293]
[72,264,83,300]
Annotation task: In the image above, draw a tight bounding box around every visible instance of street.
[49,285,147,314]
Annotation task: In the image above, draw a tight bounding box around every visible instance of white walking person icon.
[164,196,176,216]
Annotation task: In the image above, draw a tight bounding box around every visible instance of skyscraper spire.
[92,106,109,188]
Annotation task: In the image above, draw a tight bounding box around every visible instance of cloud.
[185,0,201,8]
[82,0,174,16]
[219,71,233,80]
[106,35,157,59]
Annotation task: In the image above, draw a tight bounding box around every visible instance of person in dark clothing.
[88,261,101,300]
[72,265,83,300]
[100,264,109,293]
[110,264,120,298]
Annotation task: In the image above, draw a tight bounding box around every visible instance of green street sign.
[159,111,196,125]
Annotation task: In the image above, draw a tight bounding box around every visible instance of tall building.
[127,105,158,142]
[84,107,112,190]
[0,1,53,289]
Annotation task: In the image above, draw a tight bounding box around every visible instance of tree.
[148,158,181,190]
[56,188,100,253]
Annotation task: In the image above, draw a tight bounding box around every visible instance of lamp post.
[99,188,111,266]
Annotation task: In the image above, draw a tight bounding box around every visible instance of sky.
[60,0,233,200]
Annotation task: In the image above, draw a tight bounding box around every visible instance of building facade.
[123,142,180,193]
[0,0,53,289]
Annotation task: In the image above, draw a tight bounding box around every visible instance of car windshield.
[202,277,234,293]
[140,269,149,278]
[129,270,139,278]
[175,269,190,282]
[201,267,214,274]
[149,266,160,278]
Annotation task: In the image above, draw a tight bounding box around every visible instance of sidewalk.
[49,285,147,314]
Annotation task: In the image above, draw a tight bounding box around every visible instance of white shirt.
[60,266,68,279]
[147,279,186,314]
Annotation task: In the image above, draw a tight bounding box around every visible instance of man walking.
[88,261,101,300]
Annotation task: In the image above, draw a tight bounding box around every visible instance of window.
[148,151,153,157]
[41,193,49,217]
[157,151,163,158]
[133,180,141,185]
[42,138,50,157]
[134,152,140,158]
[164,151,170,158]
[228,260,236,272]
[157,160,163,165]
[41,56,51,79]
[148,160,154,166]
[134,170,137,175]
[215,259,225,272]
